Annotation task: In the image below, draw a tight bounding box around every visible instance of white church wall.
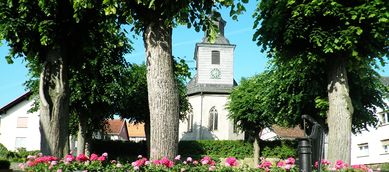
[179,94,244,141]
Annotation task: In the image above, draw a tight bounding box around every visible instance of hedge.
[89,139,298,160]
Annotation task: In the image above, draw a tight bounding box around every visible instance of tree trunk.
[39,49,69,157]
[253,130,261,166]
[77,115,87,155]
[143,21,179,160]
[144,117,151,158]
[326,56,353,164]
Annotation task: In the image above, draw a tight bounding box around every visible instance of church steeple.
[202,17,230,44]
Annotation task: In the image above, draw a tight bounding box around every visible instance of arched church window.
[211,51,220,64]
[208,107,218,131]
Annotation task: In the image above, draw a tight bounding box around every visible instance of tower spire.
[202,16,230,44]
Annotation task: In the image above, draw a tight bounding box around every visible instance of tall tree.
[227,73,274,165]
[119,59,191,157]
[0,1,128,157]
[108,0,246,159]
[253,0,388,163]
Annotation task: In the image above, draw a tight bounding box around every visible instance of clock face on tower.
[210,68,221,79]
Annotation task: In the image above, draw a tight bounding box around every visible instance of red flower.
[76,154,89,162]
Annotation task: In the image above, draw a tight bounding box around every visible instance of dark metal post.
[298,138,312,172]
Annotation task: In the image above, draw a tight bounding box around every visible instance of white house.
[0,92,40,151]
[351,109,389,165]
[178,17,244,141]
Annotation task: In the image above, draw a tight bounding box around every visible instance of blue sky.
[0,2,388,107]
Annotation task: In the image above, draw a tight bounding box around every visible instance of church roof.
[201,35,230,44]
[186,75,237,96]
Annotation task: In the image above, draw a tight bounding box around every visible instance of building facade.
[0,92,41,151]
[351,109,389,165]
[178,18,244,141]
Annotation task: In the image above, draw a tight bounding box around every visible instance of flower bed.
[19,152,373,172]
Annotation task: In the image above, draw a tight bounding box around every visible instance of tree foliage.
[253,0,388,163]
[0,0,130,156]
[253,0,389,131]
[228,74,273,134]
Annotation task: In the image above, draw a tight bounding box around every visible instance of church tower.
[179,17,244,141]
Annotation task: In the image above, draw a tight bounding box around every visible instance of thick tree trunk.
[143,21,179,160]
[39,49,69,157]
[326,56,353,164]
[253,130,261,166]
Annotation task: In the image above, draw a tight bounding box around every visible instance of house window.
[15,137,26,149]
[381,113,389,125]
[17,117,28,128]
[208,107,218,131]
[187,112,193,132]
[382,140,389,153]
[358,143,369,157]
[211,51,220,64]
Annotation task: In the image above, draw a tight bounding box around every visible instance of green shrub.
[7,148,40,162]
[179,140,253,159]
[89,139,298,160]
[260,140,298,159]
[89,140,147,162]
[0,144,8,159]
[379,163,389,171]
[0,159,10,169]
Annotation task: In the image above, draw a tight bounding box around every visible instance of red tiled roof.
[271,125,304,139]
[127,123,145,137]
[106,119,125,134]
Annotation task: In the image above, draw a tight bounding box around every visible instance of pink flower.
[277,161,285,167]
[27,155,36,160]
[209,165,216,171]
[200,156,215,166]
[64,154,75,162]
[315,159,331,169]
[137,155,143,159]
[132,158,147,167]
[102,152,108,157]
[90,154,99,161]
[335,160,345,169]
[225,157,238,167]
[285,164,292,170]
[186,157,192,162]
[50,161,58,166]
[18,163,25,170]
[286,157,295,165]
[259,161,272,168]
[193,160,199,165]
[76,154,89,162]
[97,156,106,161]
[175,155,181,161]
[160,157,174,168]
[57,169,62,172]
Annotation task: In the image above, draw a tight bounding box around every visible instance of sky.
[0,1,388,108]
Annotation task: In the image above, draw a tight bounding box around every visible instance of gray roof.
[186,75,237,96]
[201,35,230,44]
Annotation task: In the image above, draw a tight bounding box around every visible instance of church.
[178,18,245,140]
